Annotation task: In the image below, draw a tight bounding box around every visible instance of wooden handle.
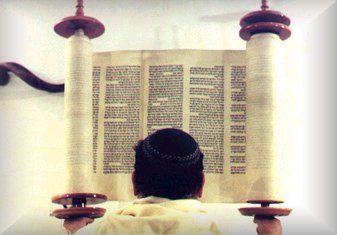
[239,200,292,217]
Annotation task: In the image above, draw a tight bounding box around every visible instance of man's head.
[132,128,205,200]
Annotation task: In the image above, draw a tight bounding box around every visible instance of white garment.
[82,196,224,235]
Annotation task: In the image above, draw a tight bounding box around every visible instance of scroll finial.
[261,0,269,10]
[239,0,290,41]
[76,0,84,16]
[54,0,105,38]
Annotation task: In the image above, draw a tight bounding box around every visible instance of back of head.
[134,128,204,199]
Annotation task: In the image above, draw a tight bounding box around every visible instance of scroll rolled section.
[246,33,285,201]
[64,29,94,193]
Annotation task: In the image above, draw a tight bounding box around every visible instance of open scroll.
[64,49,287,203]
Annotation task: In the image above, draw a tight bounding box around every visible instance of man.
[64,128,281,234]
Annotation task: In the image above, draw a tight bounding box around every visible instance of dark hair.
[133,128,204,200]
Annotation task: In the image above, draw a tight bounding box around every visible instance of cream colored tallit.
[88,197,223,235]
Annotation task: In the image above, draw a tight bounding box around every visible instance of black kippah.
[142,128,202,167]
